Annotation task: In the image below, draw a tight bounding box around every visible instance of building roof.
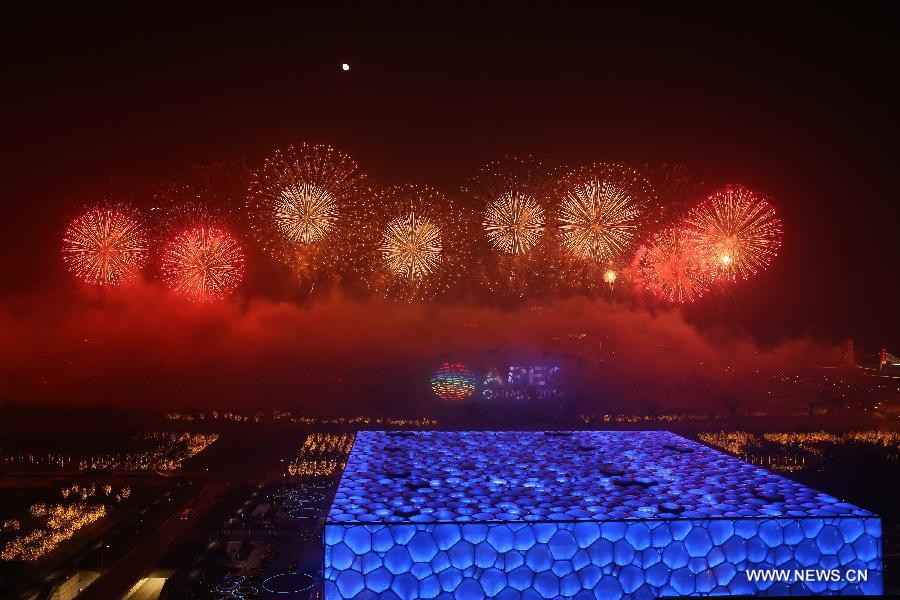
[327,431,872,524]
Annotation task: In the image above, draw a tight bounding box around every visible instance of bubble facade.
[324,431,882,597]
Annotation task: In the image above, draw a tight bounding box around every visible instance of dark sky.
[2,4,898,347]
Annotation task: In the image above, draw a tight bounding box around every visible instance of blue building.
[324,431,881,598]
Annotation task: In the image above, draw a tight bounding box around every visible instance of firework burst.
[381,211,443,279]
[603,269,618,287]
[483,191,546,255]
[557,164,654,264]
[273,182,337,243]
[146,183,234,238]
[177,160,252,206]
[683,185,783,281]
[62,208,149,286]
[468,157,554,258]
[639,163,703,224]
[246,144,367,268]
[463,157,561,299]
[161,226,245,301]
[637,226,711,303]
[371,184,465,300]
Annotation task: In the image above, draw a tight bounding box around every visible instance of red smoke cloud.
[0,281,841,415]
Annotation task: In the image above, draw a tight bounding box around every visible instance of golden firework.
[558,165,652,263]
[246,144,367,267]
[381,211,443,279]
[370,184,466,300]
[273,182,338,244]
[483,191,545,255]
[62,208,148,286]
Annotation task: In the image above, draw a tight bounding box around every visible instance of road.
[4,482,177,600]
[78,482,230,600]
[77,430,294,599]
[121,571,172,600]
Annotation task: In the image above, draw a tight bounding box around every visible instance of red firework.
[62,208,148,286]
[683,185,783,281]
[637,226,711,303]
[161,226,245,301]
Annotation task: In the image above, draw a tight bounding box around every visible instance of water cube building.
[324,431,881,598]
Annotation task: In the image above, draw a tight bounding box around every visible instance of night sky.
[2,4,898,348]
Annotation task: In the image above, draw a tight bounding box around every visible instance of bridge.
[880,348,900,370]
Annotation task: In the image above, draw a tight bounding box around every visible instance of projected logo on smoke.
[482,365,563,400]
[430,362,564,401]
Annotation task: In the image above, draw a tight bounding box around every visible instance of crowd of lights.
[60,148,787,304]
[163,410,437,427]
[62,208,148,286]
[430,362,477,401]
[51,483,129,504]
[0,432,218,472]
[762,430,900,450]
[580,413,727,424]
[1,503,107,562]
[698,430,900,474]
[167,410,265,423]
[161,226,246,301]
[287,433,355,477]
[2,520,20,532]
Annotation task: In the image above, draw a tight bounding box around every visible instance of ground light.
[261,571,315,594]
